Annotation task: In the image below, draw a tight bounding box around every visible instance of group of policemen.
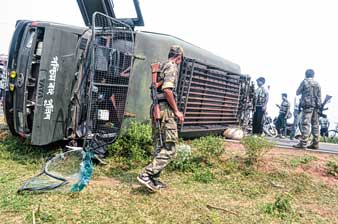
[137,44,324,192]
[252,69,323,150]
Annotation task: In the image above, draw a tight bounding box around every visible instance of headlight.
[10,71,17,79]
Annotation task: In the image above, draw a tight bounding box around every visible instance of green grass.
[0,134,338,223]
[290,155,317,167]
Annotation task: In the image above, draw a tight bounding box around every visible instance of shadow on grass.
[130,186,156,195]
[102,167,140,185]
[97,164,159,195]
[0,132,66,165]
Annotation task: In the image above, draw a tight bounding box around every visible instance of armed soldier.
[137,46,184,192]
[293,69,322,149]
[275,93,290,138]
[252,77,269,135]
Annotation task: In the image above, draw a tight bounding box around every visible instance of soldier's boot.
[293,142,306,149]
[137,173,157,192]
[151,178,167,189]
[307,142,319,150]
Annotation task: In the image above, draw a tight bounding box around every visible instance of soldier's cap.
[305,69,315,77]
[282,93,287,97]
[256,77,265,84]
[169,45,184,56]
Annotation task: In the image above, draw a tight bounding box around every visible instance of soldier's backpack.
[301,79,321,109]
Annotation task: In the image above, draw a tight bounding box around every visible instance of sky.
[0,0,337,127]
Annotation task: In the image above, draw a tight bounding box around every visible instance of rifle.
[250,81,256,112]
[150,63,163,147]
[319,94,332,117]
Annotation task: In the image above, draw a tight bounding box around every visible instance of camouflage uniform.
[143,60,179,178]
[296,78,321,147]
[275,98,290,136]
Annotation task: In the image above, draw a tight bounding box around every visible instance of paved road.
[266,136,338,155]
[225,136,338,155]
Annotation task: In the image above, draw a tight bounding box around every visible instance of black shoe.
[152,178,167,189]
[137,174,157,192]
[293,143,306,149]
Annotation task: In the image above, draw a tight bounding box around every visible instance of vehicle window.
[25,30,35,48]
[112,0,137,19]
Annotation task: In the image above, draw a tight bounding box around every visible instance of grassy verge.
[0,131,338,223]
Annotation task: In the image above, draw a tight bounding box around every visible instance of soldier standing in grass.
[137,46,184,192]
[275,93,290,138]
[252,77,269,135]
[293,69,322,149]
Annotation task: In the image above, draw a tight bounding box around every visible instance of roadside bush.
[108,120,152,168]
[241,136,274,168]
[191,136,224,158]
[223,157,241,175]
[321,135,338,144]
[192,168,215,183]
[169,144,195,172]
[262,193,294,219]
[326,161,338,177]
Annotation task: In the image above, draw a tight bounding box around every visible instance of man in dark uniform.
[293,69,321,149]
[252,77,269,135]
[137,46,184,192]
[275,93,290,138]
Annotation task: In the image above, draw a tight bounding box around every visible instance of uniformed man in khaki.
[137,46,184,191]
[293,69,322,149]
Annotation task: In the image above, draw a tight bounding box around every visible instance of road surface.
[266,136,338,155]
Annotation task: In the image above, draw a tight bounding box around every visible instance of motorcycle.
[246,114,277,137]
[263,116,278,137]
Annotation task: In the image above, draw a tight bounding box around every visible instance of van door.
[31,27,80,145]
[76,0,144,28]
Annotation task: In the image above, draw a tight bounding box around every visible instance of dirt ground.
[224,142,338,187]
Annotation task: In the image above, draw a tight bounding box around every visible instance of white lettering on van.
[42,56,59,120]
[43,99,54,120]
[47,56,58,95]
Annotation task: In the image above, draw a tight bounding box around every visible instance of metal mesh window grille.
[87,12,134,137]
[176,58,242,133]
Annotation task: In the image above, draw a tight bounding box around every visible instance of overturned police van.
[4,0,253,146]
